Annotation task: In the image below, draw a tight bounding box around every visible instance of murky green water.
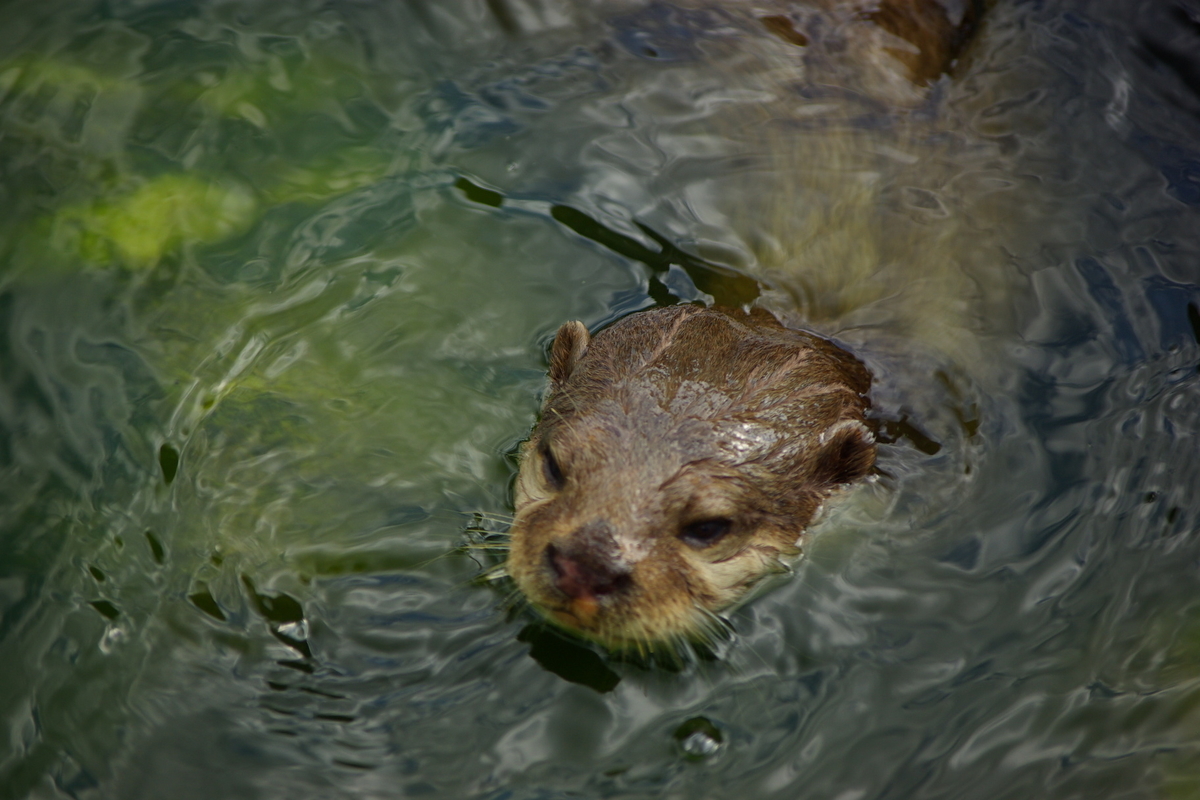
[2,1,1200,798]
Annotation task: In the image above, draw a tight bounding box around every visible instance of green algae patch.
[265,146,395,205]
[40,147,402,271]
[0,55,130,99]
[51,174,258,267]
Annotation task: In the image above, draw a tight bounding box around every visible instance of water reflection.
[0,0,1198,798]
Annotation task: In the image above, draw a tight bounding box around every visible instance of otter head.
[505,305,875,650]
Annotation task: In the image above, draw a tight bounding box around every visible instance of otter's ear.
[548,321,590,386]
[811,420,876,487]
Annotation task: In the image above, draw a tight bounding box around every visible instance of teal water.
[2,1,1200,798]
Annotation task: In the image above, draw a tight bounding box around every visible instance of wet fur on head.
[505,306,875,649]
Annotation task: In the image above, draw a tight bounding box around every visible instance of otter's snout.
[544,521,632,603]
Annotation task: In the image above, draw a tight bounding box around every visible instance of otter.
[505,305,875,649]
[503,0,996,649]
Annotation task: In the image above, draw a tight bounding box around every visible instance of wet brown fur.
[753,0,987,105]
[865,0,983,86]
[505,0,987,649]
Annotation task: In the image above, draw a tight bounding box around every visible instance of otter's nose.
[545,522,632,601]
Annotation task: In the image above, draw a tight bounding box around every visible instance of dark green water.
[2,1,1200,798]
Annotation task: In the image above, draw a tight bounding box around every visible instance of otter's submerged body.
[504,0,1019,650]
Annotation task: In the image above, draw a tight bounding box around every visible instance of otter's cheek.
[504,519,552,601]
[696,547,786,612]
[511,460,543,511]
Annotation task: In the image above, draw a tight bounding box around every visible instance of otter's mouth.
[548,601,598,629]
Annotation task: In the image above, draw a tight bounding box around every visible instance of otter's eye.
[540,443,565,490]
[680,518,732,548]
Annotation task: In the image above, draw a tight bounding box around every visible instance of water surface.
[1,1,1200,798]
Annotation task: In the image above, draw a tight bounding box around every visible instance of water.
[1,1,1199,798]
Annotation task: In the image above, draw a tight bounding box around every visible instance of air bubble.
[674,717,724,761]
